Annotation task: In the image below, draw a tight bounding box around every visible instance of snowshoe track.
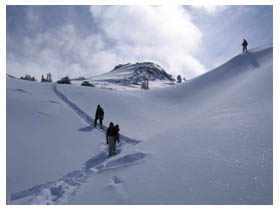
[9,151,147,204]
[8,84,146,204]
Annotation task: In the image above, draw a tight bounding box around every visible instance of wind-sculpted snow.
[8,84,145,204]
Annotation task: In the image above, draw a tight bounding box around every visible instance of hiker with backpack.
[106,122,120,157]
[106,122,115,157]
[94,104,104,128]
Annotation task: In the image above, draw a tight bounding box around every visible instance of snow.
[6,45,273,204]
[6,79,104,197]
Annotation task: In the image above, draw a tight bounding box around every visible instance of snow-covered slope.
[71,62,176,90]
[6,79,105,197]
[6,45,272,204]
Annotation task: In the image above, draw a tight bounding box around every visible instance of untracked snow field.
[6,45,273,204]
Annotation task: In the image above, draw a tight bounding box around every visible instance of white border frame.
[1,1,278,210]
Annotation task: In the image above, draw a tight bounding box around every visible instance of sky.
[6,5,273,81]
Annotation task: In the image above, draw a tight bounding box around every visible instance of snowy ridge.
[153,45,272,104]
[8,84,147,204]
[190,45,272,84]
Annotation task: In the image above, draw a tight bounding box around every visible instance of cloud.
[7,6,206,80]
[90,5,206,77]
[7,24,117,80]
[191,5,228,15]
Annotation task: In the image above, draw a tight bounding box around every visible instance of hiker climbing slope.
[94,104,104,129]
[106,122,116,157]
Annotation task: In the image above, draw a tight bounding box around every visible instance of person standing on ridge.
[94,104,104,129]
[242,39,248,52]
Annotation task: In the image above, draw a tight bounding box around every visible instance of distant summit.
[110,62,175,82]
[81,62,176,90]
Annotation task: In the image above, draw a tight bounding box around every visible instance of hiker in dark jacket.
[242,39,248,52]
[94,104,104,128]
[106,122,116,157]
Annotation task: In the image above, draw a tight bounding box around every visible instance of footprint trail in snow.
[8,84,147,204]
